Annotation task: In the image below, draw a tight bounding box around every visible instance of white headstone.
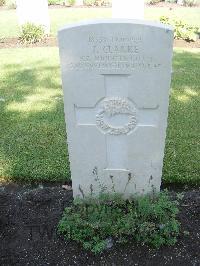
[177,0,184,5]
[112,0,144,19]
[58,20,173,199]
[75,0,83,5]
[16,0,50,34]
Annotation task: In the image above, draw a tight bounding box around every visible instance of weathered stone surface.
[58,20,173,198]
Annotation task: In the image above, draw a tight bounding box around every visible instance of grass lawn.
[0,7,200,38]
[0,47,199,185]
[0,48,69,183]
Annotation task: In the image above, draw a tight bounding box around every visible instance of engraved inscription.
[65,34,162,71]
[92,45,139,54]
[96,97,137,135]
[88,35,142,43]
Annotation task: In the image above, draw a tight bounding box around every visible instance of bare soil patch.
[0,37,57,49]
[0,183,199,265]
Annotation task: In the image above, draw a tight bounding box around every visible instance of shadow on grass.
[0,62,70,183]
[0,50,199,185]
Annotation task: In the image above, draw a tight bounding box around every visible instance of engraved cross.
[75,74,159,173]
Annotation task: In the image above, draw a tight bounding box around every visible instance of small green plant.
[0,0,5,6]
[48,0,64,5]
[95,0,110,6]
[160,16,199,41]
[176,192,184,201]
[67,0,75,6]
[48,0,58,5]
[83,0,96,5]
[19,23,45,44]
[183,230,190,236]
[58,191,180,254]
[184,0,196,6]
[149,0,163,4]
[165,0,177,3]
[5,0,16,9]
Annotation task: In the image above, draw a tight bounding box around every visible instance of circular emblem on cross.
[96,97,137,135]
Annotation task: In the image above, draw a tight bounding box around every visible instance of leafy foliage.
[0,0,5,6]
[19,23,45,44]
[5,0,16,9]
[58,191,180,254]
[165,0,177,3]
[148,0,163,4]
[184,0,197,6]
[48,0,64,5]
[67,0,76,6]
[160,16,199,41]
